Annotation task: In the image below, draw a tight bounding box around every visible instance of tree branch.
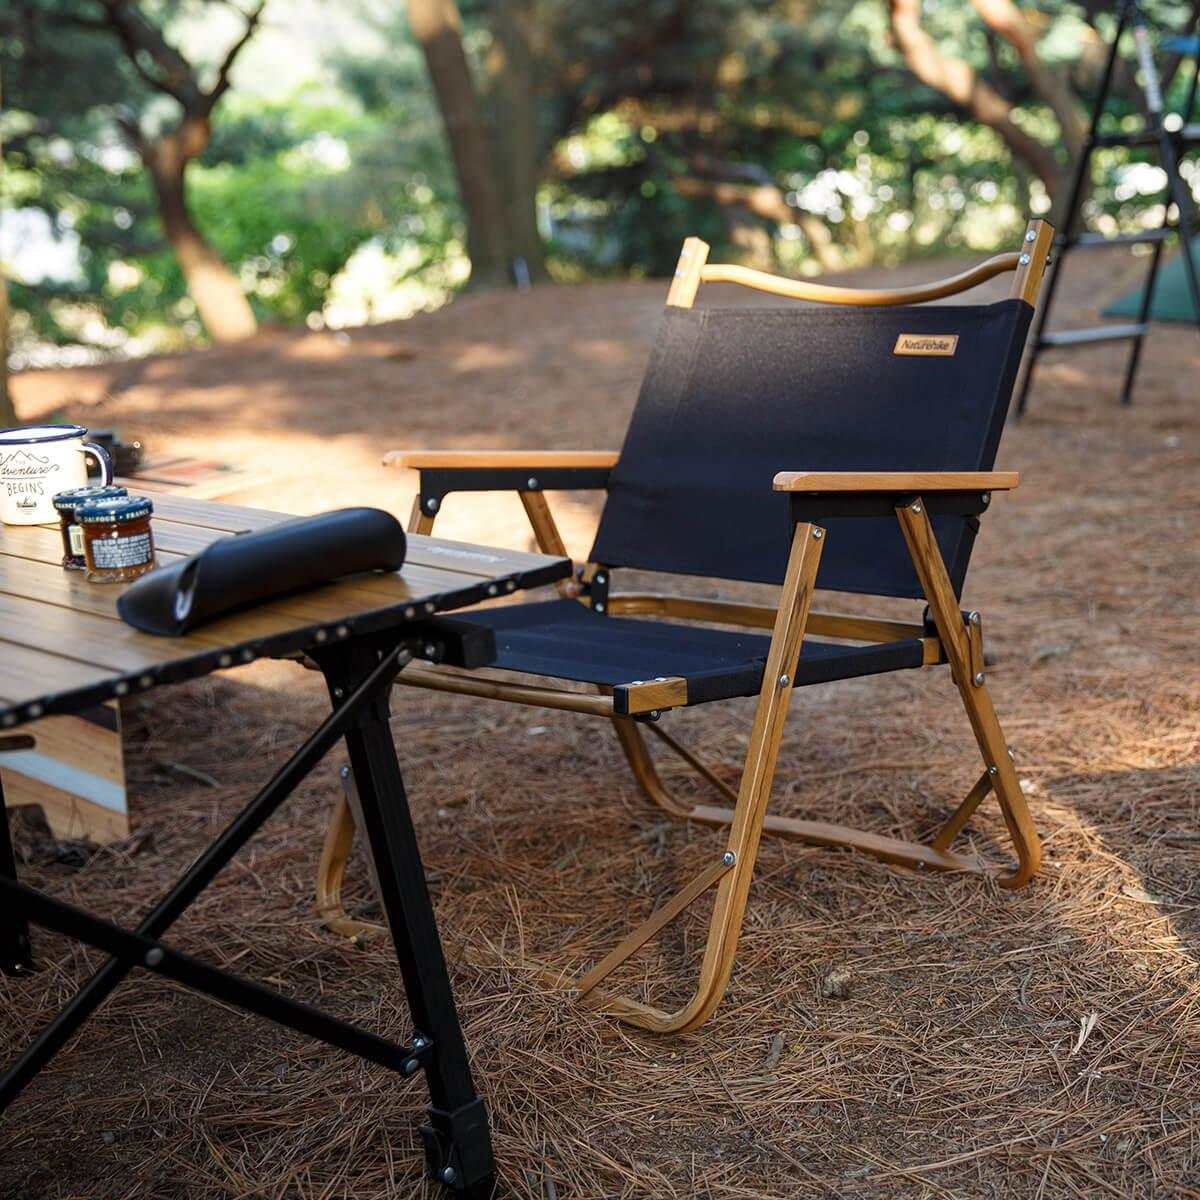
[202,0,267,114]
[889,0,1063,197]
[971,0,1087,157]
[94,0,201,108]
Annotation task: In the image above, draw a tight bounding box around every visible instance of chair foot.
[316,780,387,942]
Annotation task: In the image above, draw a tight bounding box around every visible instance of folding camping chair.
[317,219,1054,1034]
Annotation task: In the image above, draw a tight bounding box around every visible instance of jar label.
[69,523,85,556]
[90,531,153,569]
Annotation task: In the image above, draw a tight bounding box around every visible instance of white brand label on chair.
[893,333,959,356]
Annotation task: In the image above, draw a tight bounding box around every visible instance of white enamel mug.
[0,424,114,525]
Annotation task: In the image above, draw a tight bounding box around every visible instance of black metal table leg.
[0,774,34,977]
[317,640,496,1199]
[0,646,408,1113]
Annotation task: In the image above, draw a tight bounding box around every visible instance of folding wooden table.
[0,494,570,1197]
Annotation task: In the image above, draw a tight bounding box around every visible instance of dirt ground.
[2,250,1198,1199]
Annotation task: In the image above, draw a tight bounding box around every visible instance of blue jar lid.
[52,485,128,512]
[76,495,154,524]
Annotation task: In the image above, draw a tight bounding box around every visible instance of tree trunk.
[0,274,16,427]
[408,0,513,288]
[487,0,548,282]
[889,0,1063,203]
[144,133,257,342]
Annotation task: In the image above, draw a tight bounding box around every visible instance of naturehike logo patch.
[893,333,959,357]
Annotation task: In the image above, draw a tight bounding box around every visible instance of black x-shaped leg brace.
[0,630,495,1198]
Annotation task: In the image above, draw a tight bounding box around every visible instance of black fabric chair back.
[589,300,1033,599]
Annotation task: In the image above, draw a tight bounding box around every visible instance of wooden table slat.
[0,499,568,727]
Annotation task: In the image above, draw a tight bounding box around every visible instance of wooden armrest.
[385,449,620,470]
[772,471,1018,493]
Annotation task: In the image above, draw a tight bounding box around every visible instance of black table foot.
[422,1097,495,1197]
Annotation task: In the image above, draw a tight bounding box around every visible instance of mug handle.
[80,442,114,486]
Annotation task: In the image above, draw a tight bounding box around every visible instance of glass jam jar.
[52,485,128,570]
[76,495,157,583]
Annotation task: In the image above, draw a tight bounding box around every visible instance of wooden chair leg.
[896,497,1041,889]
[316,769,387,941]
[579,522,825,1032]
[611,717,695,818]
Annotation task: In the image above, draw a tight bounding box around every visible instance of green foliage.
[5,0,1200,362]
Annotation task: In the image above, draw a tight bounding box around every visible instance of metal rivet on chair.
[973,672,985,685]
[911,502,922,513]
[315,629,328,642]
[333,687,344,700]
[722,851,736,866]
[988,765,998,776]
[240,649,255,663]
[778,673,790,687]
[402,1057,421,1075]
[424,497,439,514]
[336,625,349,638]
[594,602,605,612]
[27,703,43,718]
[1018,253,1031,265]
[527,477,539,490]
[424,602,435,613]
[982,492,991,504]
[219,654,233,667]
[505,579,516,591]
[404,606,416,620]
[969,612,981,625]
[139,674,154,689]
[595,573,606,585]
[423,644,437,659]
[1025,229,1037,242]
[812,529,824,539]
[487,584,498,596]
[114,682,129,696]
[144,948,164,968]
[440,1168,457,1185]
[340,765,350,779]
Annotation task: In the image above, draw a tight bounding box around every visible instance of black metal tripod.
[1017,0,1200,414]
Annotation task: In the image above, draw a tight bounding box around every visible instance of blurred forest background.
[3,0,1199,421]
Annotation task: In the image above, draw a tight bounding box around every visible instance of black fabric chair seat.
[465,599,927,706]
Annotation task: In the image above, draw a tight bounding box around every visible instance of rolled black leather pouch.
[117,507,407,636]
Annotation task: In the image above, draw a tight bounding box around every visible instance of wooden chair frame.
[317,220,1054,1034]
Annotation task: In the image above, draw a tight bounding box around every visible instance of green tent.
[1104,245,1200,322]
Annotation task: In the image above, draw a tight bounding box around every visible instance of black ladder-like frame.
[1017,0,1200,413]
[0,634,495,1199]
